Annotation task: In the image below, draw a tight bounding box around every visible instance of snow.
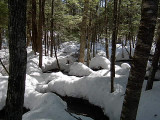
[42,55,76,72]
[89,55,110,70]
[0,76,8,110]
[61,43,79,53]
[0,55,93,120]
[137,81,160,120]
[0,41,160,120]
[69,62,94,76]
[115,43,135,60]
[115,63,131,75]
[23,92,92,120]
[36,71,160,120]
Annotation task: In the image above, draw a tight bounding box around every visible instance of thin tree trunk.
[50,0,54,57]
[146,19,160,90]
[110,0,118,93]
[78,0,89,63]
[128,1,133,59]
[0,58,9,75]
[57,33,60,50]
[121,40,124,58]
[32,0,38,53]
[26,0,32,47]
[129,33,132,58]
[38,0,43,68]
[44,30,47,56]
[105,0,109,59]
[132,36,135,48]
[87,11,92,66]
[0,27,2,50]
[5,0,27,119]
[92,26,96,58]
[53,36,60,70]
[42,0,46,56]
[120,0,159,119]
[47,31,49,55]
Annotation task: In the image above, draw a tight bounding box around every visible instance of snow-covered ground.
[0,41,160,120]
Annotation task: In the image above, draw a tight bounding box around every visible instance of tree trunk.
[146,19,160,90]
[132,36,135,48]
[78,0,89,63]
[87,11,92,67]
[32,0,38,53]
[42,0,47,56]
[105,0,109,59]
[26,0,32,47]
[120,0,159,120]
[50,0,54,57]
[5,0,27,119]
[121,40,124,58]
[44,30,47,56]
[110,0,118,93]
[0,27,2,50]
[47,31,49,55]
[53,36,60,70]
[38,0,43,68]
[92,26,96,58]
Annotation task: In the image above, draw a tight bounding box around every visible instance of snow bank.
[42,55,75,72]
[60,41,79,54]
[1,41,160,120]
[36,72,127,120]
[23,92,92,120]
[115,63,131,75]
[69,62,94,76]
[0,56,93,120]
[89,55,110,70]
[37,69,160,120]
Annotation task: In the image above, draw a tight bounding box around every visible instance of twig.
[0,58,9,75]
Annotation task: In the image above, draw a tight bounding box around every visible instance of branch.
[0,58,9,75]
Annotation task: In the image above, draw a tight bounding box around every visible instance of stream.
[60,95,109,120]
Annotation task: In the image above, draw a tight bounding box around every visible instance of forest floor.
[0,41,160,120]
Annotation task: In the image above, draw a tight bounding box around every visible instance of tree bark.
[50,0,54,57]
[87,11,92,67]
[32,0,38,53]
[26,0,32,47]
[0,27,2,50]
[44,30,47,56]
[120,0,159,120]
[146,19,160,90]
[78,0,89,63]
[38,0,43,68]
[105,0,109,59]
[110,0,118,93]
[5,0,27,119]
